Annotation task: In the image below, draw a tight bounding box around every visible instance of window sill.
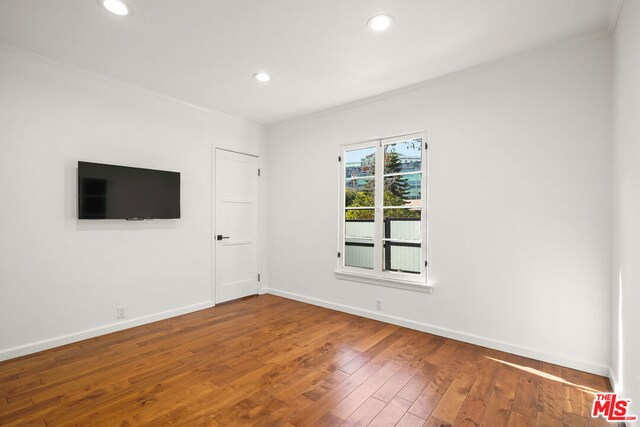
[334,270,433,294]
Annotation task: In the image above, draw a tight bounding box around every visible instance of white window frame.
[336,131,431,293]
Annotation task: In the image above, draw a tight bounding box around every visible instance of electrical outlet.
[116,306,126,319]
[376,298,383,311]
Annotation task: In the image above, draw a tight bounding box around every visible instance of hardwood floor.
[0,295,611,426]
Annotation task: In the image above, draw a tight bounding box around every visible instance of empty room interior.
[0,0,639,425]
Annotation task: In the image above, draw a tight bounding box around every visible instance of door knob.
[217,235,230,240]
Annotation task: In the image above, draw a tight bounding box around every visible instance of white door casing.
[214,149,259,303]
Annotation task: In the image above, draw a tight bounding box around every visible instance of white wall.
[0,31,616,379]
[612,0,640,404]
[0,46,267,360]
[267,36,612,374]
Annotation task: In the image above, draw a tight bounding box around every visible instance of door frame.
[212,146,261,305]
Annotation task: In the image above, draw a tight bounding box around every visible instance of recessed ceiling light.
[367,14,393,32]
[253,72,272,83]
[99,0,132,16]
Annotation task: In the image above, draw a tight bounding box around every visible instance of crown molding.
[271,29,611,129]
[0,41,259,126]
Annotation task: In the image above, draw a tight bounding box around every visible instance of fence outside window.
[345,218,421,273]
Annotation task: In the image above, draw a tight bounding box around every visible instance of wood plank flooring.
[0,295,612,426]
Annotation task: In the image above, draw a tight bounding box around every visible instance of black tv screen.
[78,161,180,220]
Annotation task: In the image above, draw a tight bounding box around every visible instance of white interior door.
[215,149,259,303]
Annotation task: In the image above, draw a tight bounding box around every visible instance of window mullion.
[373,140,384,275]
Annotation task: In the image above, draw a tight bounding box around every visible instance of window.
[338,132,428,287]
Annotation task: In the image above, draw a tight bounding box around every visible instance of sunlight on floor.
[485,356,602,396]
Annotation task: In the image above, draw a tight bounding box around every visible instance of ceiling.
[0,0,616,124]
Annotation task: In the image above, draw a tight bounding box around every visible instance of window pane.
[384,138,422,175]
[383,173,421,206]
[345,210,374,238]
[345,238,373,269]
[345,146,376,178]
[383,209,421,241]
[383,243,421,274]
[345,177,374,207]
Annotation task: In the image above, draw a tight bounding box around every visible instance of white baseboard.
[266,288,610,377]
[1,290,613,380]
[608,367,620,392]
[0,300,213,362]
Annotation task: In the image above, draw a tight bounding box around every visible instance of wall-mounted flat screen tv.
[78,161,180,220]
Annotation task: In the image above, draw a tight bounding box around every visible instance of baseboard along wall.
[265,288,611,378]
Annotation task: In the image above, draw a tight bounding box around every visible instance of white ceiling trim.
[0,41,251,125]
[2,26,609,132]
[271,29,611,128]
